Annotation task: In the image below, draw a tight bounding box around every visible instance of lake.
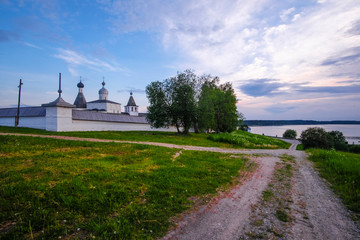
[249,124,360,145]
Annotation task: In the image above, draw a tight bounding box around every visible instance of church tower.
[99,80,109,100]
[73,78,87,108]
[125,92,139,116]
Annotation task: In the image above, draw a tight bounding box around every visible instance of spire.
[77,76,84,90]
[42,73,75,108]
[98,78,109,100]
[126,91,137,106]
[58,73,62,97]
[102,77,105,86]
[74,77,86,108]
[125,91,139,116]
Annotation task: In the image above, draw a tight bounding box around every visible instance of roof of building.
[77,81,84,88]
[98,81,109,95]
[74,92,87,108]
[72,110,148,124]
[126,93,138,107]
[0,107,46,117]
[87,99,120,105]
[41,97,75,108]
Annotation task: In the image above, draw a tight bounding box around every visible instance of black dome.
[77,81,84,88]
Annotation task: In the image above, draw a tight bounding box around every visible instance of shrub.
[300,127,333,150]
[283,129,297,139]
[349,144,360,154]
[329,130,348,151]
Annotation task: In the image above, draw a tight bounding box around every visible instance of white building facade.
[0,78,176,132]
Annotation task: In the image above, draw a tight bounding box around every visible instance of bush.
[349,145,360,154]
[283,129,297,139]
[329,130,348,151]
[300,127,334,150]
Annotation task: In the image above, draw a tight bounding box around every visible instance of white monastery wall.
[0,112,178,132]
[0,116,46,130]
[71,119,178,132]
[45,107,73,132]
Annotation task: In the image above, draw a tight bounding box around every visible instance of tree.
[146,69,197,134]
[283,129,297,139]
[329,130,348,151]
[300,127,334,149]
[146,69,240,134]
[145,81,170,129]
[197,80,238,133]
[237,112,248,131]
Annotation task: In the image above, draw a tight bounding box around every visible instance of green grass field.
[0,126,290,149]
[0,135,251,239]
[207,130,291,149]
[307,149,360,213]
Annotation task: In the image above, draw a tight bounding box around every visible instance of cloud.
[321,51,360,66]
[117,88,145,94]
[54,48,124,75]
[23,42,42,49]
[239,79,286,97]
[265,104,296,114]
[0,29,19,42]
[347,19,360,36]
[297,84,360,94]
[280,7,295,22]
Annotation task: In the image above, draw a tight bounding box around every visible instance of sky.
[0,0,359,120]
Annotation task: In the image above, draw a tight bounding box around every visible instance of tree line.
[146,69,241,134]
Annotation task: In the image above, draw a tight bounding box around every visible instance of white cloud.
[54,48,124,76]
[99,0,360,119]
[23,42,43,49]
[280,7,295,22]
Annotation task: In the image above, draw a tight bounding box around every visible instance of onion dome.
[77,81,84,88]
[99,80,109,95]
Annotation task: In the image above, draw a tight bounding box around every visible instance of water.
[250,124,360,145]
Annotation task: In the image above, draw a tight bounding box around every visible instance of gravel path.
[1,133,359,239]
[162,156,279,240]
[290,150,360,239]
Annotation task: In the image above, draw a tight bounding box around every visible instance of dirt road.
[1,133,359,239]
[162,140,360,240]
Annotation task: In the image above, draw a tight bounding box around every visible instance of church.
[0,74,175,132]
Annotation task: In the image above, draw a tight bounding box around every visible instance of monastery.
[0,74,175,132]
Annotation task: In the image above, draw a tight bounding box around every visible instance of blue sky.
[0,0,359,120]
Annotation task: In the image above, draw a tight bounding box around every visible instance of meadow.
[307,149,360,213]
[0,135,251,239]
[0,126,291,149]
[207,130,290,149]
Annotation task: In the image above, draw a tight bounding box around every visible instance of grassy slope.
[208,130,291,149]
[307,149,360,213]
[0,126,290,149]
[0,135,251,239]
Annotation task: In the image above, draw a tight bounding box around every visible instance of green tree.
[283,129,297,139]
[147,69,240,134]
[145,81,169,128]
[300,127,334,149]
[329,130,348,151]
[198,80,238,133]
[146,70,197,134]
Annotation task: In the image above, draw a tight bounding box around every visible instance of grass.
[207,130,291,149]
[0,135,249,239]
[296,144,304,150]
[247,154,295,238]
[307,149,360,213]
[0,126,290,149]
